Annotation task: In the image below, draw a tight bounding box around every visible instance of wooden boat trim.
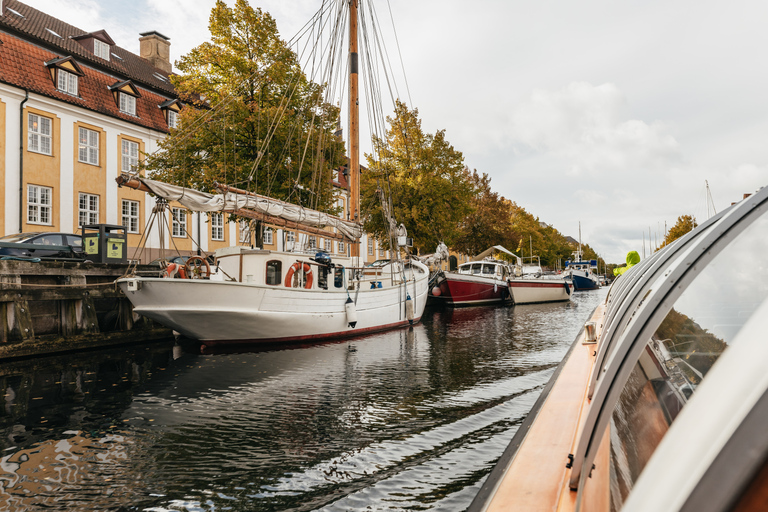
[468,304,605,512]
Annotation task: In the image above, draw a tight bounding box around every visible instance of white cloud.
[507,82,681,177]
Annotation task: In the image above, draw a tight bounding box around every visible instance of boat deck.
[475,303,608,512]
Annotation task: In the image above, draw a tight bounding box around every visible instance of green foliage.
[453,172,518,256]
[146,0,344,212]
[361,101,475,254]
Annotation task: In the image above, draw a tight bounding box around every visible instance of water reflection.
[0,289,606,511]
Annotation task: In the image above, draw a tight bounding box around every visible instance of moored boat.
[469,184,768,512]
[431,246,571,306]
[117,0,430,347]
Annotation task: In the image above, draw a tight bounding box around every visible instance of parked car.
[0,232,84,260]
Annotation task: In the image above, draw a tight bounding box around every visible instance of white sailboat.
[116,1,430,347]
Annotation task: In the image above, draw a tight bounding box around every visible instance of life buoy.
[164,262,187,279]
[285,262,313,289]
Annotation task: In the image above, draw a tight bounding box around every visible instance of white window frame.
[172,207,187,238]
[27,185,52,225]
[368,238,374,256]
[167,109,178,128]
[94,39,110,60]
[28,113,52,155]
[211,212,224,241]
[78,193,99,227]
[119,92,136,115]
[57,69,78,96]
[263,227,273,245]
[338,240,346,254]
[121,139,139,173]
[122,199,140,234]
[78,127,99,165]
[309,236,317,250]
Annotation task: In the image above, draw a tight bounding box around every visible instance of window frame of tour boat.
[568,184,768,496]
[586,209,727,401]
[620,297,768,512]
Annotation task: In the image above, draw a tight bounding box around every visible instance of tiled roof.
[0,33,172,132]
[0,0,175,94]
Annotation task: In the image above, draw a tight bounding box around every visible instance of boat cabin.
[456,260,512,279]
[213,246,423,291]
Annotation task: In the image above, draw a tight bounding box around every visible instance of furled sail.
[119,175,364,241]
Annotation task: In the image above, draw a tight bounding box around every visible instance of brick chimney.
[139,31,171,73]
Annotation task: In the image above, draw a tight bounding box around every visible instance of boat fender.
[494,282,498,293]
[285,262,313,289]
[164,263,187,279]
[431,286,441,297]
[564,281,571,295]
[406,294,414,324]
[345,297,357,328]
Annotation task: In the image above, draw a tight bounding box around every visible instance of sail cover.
[471,245,522,265]
[137,177,364,241]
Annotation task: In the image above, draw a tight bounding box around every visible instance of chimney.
[139,31,171,73]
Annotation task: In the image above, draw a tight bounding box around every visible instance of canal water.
[0,288,607,511]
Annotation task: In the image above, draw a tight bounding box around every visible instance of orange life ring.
[164,262,187,279]
[285,262,313,289]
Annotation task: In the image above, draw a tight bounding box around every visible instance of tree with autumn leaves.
[146,0,344,213]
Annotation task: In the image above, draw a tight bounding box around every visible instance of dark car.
[0,232,84,260]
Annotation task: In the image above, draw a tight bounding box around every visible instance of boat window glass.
[482,264,495,275]
[334,268,344,288]
[265,260,282,286]
[471,263,482,274]
[609,210,768,509]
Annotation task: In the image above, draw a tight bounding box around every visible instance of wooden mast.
[349,0,360,258]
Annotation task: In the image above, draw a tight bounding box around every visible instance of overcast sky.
[23,0,768,263]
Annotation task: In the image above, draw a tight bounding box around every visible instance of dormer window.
[45,56,84,97]
[119,93,136,115]
[72,30,116,61]
[159,99,182,130]
[94,39,110,61]
[109,80,141,117]
[57,69,78,95]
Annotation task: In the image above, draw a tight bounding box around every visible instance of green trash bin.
[81,224,127,264]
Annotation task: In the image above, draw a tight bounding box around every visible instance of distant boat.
[430,246,570,306]
[565,224,599,291]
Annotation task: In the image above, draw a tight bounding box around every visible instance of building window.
[266,260,282,286]
[309,236,317,249]
[368,238,374,256]
[94,39,110,60]
[286,231,295,248]
[167,109,178,128]
[121,139,139,173]
[119,92,136,115]
[324,239,332,252]
[78,127,99,165]
[78,193,99,227]
[172,207,187,237]
[122,199,139,234]
[211,213,224,241]
[263,227,273,245]
[27,185,52,225]
[28,114,52,155]
[338,240,346,254]
[57,69,78,95]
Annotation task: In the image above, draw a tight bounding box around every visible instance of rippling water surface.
[0,289,607,511]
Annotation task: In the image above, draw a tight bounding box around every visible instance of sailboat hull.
[118,275,429,345]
